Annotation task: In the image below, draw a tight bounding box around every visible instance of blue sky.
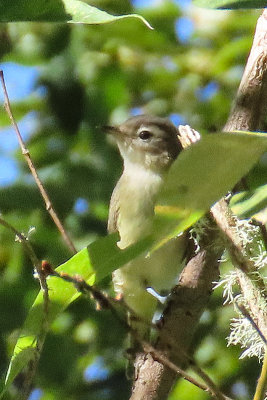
[0,63,40,186]
[0,62,40,102]
[0,3,222,395]
[131,0,192,8]
[0,0,220,187]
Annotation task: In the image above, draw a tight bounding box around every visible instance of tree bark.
[130,9,267,400]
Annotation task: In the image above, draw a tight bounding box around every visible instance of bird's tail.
[124,289,157,378]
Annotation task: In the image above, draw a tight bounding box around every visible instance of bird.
[104,115,187,342]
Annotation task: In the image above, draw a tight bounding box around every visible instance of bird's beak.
[101,125,121,136]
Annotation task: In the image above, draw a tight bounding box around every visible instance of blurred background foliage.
[0,1,266,399]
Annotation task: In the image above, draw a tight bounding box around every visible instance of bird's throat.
[117,161,164,248]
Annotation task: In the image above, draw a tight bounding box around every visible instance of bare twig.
[190,361,232,400]
[251,218,267,250]
[142,342,231,400]
[130,9,267,400]
[42,261,120,312]
[211,201,255,273]
[236,268,267,339]
[236,303,267,344]
[215,10,267,400]
[131,220,224,400]
[0,70,77,255]
[211,202,267,289]
[42,262,230,399]
[211,192,267,343]
[0,216,48,296]
[0,216,49,400]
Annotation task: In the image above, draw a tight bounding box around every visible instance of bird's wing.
[107,179,121,233]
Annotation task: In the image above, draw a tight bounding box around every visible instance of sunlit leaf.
[231,184,267,219]
[3,130,267,392]
[156,131,267,242]
[2,233,154,392]
[159,131,267,210]
[0,0,152,28]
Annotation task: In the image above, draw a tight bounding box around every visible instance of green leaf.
[89,233,153,282]
[159,131,267,210]
[2,233,154,392]
[156,131,267,242]
[0,96,44,128]
[3,131,267,393]
[193,0,265,9]
[0,0,152,28]
[230,184,267,219]
[3,247,90,392]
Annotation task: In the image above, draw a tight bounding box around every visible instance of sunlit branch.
[0,70,77,255]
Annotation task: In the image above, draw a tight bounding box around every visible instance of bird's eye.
[139,130,152,140]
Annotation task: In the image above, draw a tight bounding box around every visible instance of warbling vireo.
[104,115,186,338]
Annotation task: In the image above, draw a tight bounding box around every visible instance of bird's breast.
[116,164,163,248]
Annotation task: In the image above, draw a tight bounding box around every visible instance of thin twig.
[211,201,267,301]
[41,260,129,329]
[142,342,209,393]
[0,216,50,399]
[43,264,231,400]
[189,361,232,400]
[251,218,267,251]
[0,70,77,255]
[161,335,233,400]
[211,201,267,341]
[236,302,267,344]
[129,9,267,400]
[211,202,255,274]
[0,216,47,294]
[213,10,267,400]
[142,341,232,400]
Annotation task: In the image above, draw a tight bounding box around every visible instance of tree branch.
[211,201,267,339]
[0,70,77,255]
[42,263,230,399]
[130,8,267,400]
[224,10,267,132]
[130,219,225,400]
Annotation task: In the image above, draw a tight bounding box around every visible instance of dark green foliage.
[193,0,266,9]
[0,1,266,399]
